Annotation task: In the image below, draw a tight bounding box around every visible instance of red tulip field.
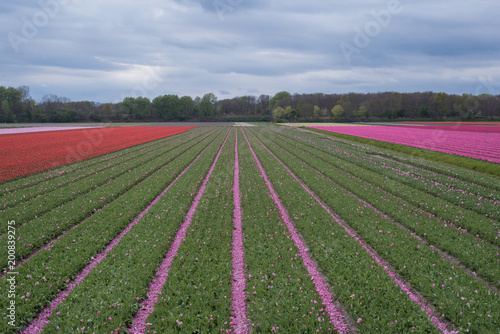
[0,126,196,183]
[0,125,498,333]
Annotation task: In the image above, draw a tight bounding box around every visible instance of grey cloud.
[176,0,268,13]
[1,0,499,102]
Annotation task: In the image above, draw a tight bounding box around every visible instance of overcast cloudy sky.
[1,0,499,103]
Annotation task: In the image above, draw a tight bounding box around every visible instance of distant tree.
[257,94,271,115]
[88,110,102,122]
[121,97,151,120]
[179,96,194,120]
[272,106,295,121]
[337,94,353,117]
[193,96,201,117]
[37,94,70,122]
[153,94,180,121]
[269,91,291,110]
[239,96,250,115]
[381,108,396,119]
[389,92,403,112]
[357,106,370,119]
[313,105,326,118]
[451,94,467,119]
[369,98,383,117]
[18,85,30,102]
[297,101,314,118]
[0,86,24,122]
[101,103,115,120]
[331,105,345,120]
[272,107,285,122]
[433,92,448,118]
[418,106,429,118]
[0,99,14,122]
[199,93,217,117]
[135,97,152,119]
[16,85,32,122]
[1,100,10,114]
[313,105,320,118]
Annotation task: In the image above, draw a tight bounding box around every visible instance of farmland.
[310,125,500,164]
[1,125,499,333]
[0,126,196,182]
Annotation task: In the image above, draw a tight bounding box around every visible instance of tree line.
[0,86,498,123]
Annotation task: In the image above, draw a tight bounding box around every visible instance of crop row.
[267,128,499,246]
[0,129,220,274]
[0,126,196,182]
[0,128,212,228]
[255,128,500,286]
[0,128,224,332]
[1,125,498,333]
[1,127,211,210]
[246,127,499,333]
[35,129,231,333]
[278,127,499,214]
[309,126,500,163]
[129,129,235,333]
[242,129,449,333]
[292,126,500,192]
[278,127,499,221]
[0,128,213,275]
[239,129,350,333]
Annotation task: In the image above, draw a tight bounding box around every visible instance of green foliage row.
[247,128,500,333]
[43,129,231,333]
[243,129,439,333]
[239,129,340,333]
[254,128,500,287]
[0,128,225,333]
[144,130,236,333]
[316,132,500,202]
[297,127,500,191]
[285,128,499,242]
[0,128,207,206]
[0,129,211,228]
[0,130,222,272]
[306,127,500,178]
[270,128,500,245]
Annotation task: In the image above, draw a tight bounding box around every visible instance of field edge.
[304,127,500,178]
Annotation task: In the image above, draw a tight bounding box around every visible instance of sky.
[1,0,499,103]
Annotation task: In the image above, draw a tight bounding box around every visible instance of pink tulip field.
[0,125,498,333]
[310,125,500,164]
